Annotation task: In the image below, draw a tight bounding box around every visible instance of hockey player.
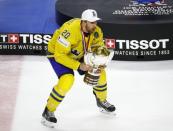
[41,9,116,128]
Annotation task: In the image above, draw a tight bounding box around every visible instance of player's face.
[86,21,97,33]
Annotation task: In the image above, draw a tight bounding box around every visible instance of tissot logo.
[105,38,170,50]
[0,33,52,44]
[105,39,115,49]
[8,34,19,43]
[117,39,169,50]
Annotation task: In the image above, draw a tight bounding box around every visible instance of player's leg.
[93,69,116,113]
[42,58,75,127]
[46,73,74,112]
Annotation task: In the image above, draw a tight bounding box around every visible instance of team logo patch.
[57,35,70,47]
[94,32,99,38]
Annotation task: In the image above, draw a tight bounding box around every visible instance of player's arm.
[53,29,81,70]
[48,29,60,55]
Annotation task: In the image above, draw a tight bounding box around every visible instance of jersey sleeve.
[48,29,60,54]
[53,27,81,70]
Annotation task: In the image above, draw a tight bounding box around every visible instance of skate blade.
[99,108,116,116]
[41,118,55,128]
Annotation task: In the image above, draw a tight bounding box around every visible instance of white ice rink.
[1,56,173,131]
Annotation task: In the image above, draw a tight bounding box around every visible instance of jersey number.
[62,30,70,39]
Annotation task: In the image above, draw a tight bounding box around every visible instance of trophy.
[83,45,114,86]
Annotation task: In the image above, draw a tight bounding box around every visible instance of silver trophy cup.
[83,46,114,86]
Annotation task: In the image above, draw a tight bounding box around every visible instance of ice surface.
[1,56,173,131]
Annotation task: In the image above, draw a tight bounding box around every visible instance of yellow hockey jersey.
[48,18,104,70]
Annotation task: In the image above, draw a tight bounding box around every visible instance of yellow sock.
[93,69,107,102]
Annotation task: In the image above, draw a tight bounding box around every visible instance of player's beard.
[86,24,96,33]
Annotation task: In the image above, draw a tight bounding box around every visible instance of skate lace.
[102,100,112,108]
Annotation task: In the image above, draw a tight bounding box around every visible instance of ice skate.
[93,92,116,115]
[41,107,57,128]
[97,100,116,115]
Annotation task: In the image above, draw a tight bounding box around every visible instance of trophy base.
[84,72,100,86]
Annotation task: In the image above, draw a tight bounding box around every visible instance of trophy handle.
[106,50,114,65]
